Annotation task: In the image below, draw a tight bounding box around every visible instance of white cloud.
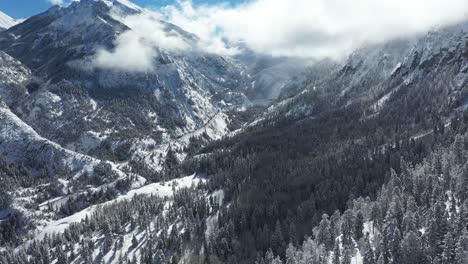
[94,0,468,71]
[47,0,65,5]
[93,10,238,71]
[163,0,468,58]
[94,12,193,71]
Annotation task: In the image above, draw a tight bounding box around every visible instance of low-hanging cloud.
[93,9,239,72]
[94,0,468,72]
[93,12,194,71]
[163,0,468,58]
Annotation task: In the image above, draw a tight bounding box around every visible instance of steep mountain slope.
[0,0,248,254]
[161,20,468,263]
[269,37,417,118]
[0,0,250,176]
[276,22,468,122]
[0,11,17,30]
[0,51,149,251]
[0,51,126,177]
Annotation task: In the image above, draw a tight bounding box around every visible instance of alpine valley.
[1,1,468,264]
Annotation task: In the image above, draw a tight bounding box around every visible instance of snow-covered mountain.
[0,0,250,256]
[1,1,468,263]
[0,11,18,30]
[201,20,468,264]
[0,0,252,175]
[266,21,468,122]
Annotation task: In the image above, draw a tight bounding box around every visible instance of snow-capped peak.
[113,0,142,12]
[0,11,18,29]
[67,0,142,17]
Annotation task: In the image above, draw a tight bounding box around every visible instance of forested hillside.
[0,1,468,263]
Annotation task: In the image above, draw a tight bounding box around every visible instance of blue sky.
[0,0,244,19]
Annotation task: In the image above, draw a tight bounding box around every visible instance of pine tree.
[354,211,364,241]
[118,252,125,264]
[402,212,418,234]
[427,202,448,260]
[131,234,138,248]
[378,227,390,264]
[342,246,352,264]
[330,211,342,242]
[377,253,385,264]
[155,249,166,264]
[332,240,340,264]
[370,204,381,230]
[272,220,284,254]
[271,256,283,264]
[341,210,354,247]
[363,236,375,264]
[442,230,456,263]
[315,214,333,249]
[285,243,298,264]
[264,249,275,264]
[455,229,468,264]
[165,148,179,169]
[56,246,69,264]
[389,227,401,264]
[400,231,425,264]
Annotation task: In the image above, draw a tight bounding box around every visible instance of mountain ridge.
[0,11,18,30]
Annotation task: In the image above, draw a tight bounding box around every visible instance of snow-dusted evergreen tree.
[363,236,375,264]
[455,229,468,264]
[400,231,426,264]
[341,210,354,247]
[315,214,333,249]
[354,211,364,241]
[442,228,457,263]
[285,243,298,264]
[342,246,352,264]
[332,240,341,264]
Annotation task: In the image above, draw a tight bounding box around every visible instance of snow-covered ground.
[35,174,205,240]
[0,103,130,179]
[130,111,230,172]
